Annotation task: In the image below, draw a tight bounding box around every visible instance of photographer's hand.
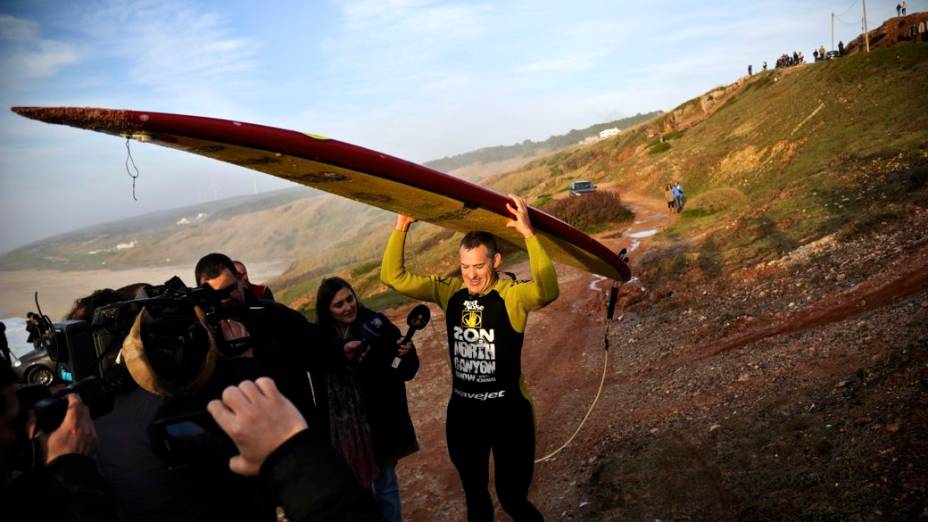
[43,394,97,464]
[207,377,308,477]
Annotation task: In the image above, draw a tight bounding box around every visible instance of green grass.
[532,193,553,207]
[648,141,671,154]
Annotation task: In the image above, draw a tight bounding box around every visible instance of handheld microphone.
[393,304,431,368]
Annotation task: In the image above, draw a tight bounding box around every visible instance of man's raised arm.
[381,214,456,307]
[505,194,559,310]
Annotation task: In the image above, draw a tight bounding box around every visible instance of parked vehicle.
[12,347,57,385]
[570,180,596,196]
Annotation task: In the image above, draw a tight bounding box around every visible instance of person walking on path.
[665,184,676,215]
[672,183,685,213]
[381,194,558,521]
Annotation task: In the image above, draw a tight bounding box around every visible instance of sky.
[0,0,917,253]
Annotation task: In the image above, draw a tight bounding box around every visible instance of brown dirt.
[383,194,928,520]
[846,12,928,55]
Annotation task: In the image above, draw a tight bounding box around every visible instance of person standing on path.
[381,194,558,521]
[672,183,684,213]
[0,323,10,365]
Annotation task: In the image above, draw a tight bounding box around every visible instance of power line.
[836,0,859,17]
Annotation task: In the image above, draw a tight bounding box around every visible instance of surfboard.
[12,107,631,281]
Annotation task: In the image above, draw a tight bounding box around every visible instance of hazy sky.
[0,0,912,253]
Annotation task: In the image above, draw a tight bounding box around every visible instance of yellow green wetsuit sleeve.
[498,235,559,332]
[381,229,462,311]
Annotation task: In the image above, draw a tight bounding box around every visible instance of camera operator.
[193,253,335,428]
[207,377,376,521]
[103,252,335,521]
[0,359,117,521]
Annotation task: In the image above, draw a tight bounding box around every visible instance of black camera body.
[24,277,258,467]
[33,376,113,433]
[36,276,240,386]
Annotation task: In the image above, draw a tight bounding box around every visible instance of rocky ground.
[381,196,928,521]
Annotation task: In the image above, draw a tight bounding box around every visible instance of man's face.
[459,244,500,295]
[201,268,246,307]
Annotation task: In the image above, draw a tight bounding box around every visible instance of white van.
[569,180,596,196]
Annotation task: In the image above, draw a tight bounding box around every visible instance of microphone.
[393,304,431,368]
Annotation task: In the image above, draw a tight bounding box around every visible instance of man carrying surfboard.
[381,194,558,521]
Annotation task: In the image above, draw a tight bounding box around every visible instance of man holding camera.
[0,360,117,521]
[193,253,330,423]
[91,254,334,521]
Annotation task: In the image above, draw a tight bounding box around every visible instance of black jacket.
[2,454,117,522]
[261,429,377,521]
[341,308,420,464]
[243,299,338,430]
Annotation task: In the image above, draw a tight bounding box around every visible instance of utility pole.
[831,12,835,51]
[862,0,870,53]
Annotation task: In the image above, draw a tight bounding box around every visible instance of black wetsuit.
[445,288,542,521]
[382,229,558,521]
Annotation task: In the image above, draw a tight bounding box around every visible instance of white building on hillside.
[599,127,620,139]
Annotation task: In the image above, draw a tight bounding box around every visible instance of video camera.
[17,276,271,470]
[34,276,244,386]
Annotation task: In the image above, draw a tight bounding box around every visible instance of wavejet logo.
[453,389,505,400]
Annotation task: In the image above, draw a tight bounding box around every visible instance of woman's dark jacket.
[333,308,420,464]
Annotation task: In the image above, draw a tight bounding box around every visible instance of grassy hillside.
[425,111,661,172]
[487,44,928,283]
[0,188,316,270]
[277,45,928,315]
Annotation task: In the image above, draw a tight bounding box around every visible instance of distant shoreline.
[0,260,290,319]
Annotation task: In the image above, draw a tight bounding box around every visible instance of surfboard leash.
[535,249,627,464]
[125,137,140,201]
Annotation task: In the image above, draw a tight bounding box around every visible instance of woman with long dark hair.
[315,277,419,522]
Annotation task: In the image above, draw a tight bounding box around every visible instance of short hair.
[66,288,124,321]
[194,253,237,284]
[232,260,246,273]
[460,231,499,259]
